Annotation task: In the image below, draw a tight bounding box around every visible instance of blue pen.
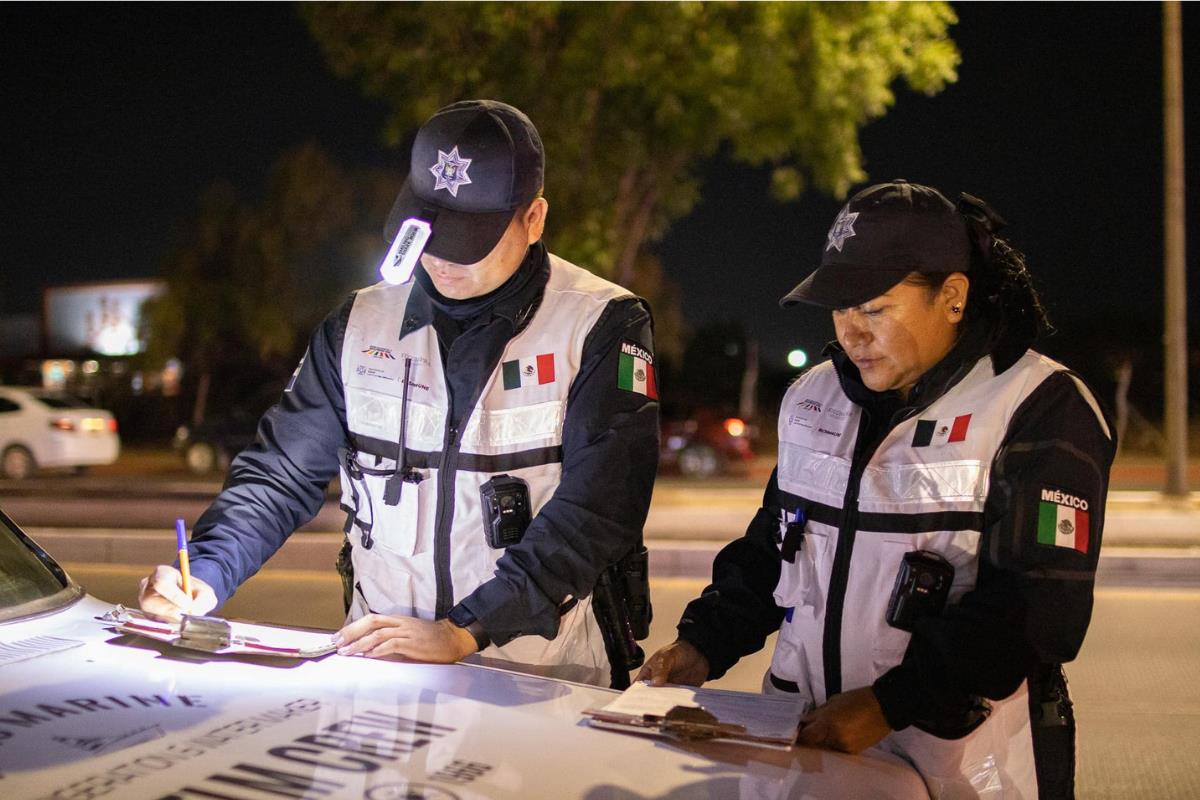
[175,518,192,605]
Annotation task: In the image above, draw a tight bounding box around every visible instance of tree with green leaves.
[141,143,396,422]
[303,1,959,289]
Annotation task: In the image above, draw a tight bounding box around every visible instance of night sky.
[3,3,1198,375]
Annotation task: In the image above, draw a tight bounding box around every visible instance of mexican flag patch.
[618,341,657,399]
[1036,488,1090,554]
[912,414,971,447]
[502,354,556,390]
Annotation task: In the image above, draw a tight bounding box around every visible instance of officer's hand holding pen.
[333,614,478,663]
[635,639,710,686]
[137,564,218,622]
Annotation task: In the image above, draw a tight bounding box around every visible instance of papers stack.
[584,681,809,749]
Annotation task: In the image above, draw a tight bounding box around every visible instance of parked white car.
[0,387,120,479]
[0,508,930,799]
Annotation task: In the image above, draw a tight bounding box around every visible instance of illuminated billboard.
[43,280,166,356]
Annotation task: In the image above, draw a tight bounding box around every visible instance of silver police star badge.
[429,146,473,197]
[825,207,859,252]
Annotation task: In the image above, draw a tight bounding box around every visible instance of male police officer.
[139,100,659,685]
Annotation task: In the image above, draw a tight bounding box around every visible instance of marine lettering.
[0,709,51,728]
[65,699,109,713]
[36,704,82,719]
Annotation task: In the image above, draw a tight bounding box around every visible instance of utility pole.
[1163,1,1189,497]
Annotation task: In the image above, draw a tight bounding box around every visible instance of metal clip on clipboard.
[178,615,233,652]
[657,706,749,741]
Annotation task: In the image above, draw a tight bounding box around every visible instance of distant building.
[2,281,182,441]
[43,280,166,357]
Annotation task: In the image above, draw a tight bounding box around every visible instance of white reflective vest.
[338,256,632,682]
[769,351,1078,703]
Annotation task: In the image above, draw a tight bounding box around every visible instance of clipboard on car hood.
[97,605,337,658]
[583,681,809,749]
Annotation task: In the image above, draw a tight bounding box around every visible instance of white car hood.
[0,597,929,800]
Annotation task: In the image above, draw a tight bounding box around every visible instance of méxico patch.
[618,341,657,399]
[1036,488,1090,554]
[502,353,555,390]
[912,414,971,447]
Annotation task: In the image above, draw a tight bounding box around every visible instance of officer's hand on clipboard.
[636,639,710,687]
[333,614,478,663]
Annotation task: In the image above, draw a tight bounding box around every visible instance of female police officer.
[639,180,1115,798]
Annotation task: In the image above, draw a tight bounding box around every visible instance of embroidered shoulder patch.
[1036,487,1091,554]
[617,341,657,399]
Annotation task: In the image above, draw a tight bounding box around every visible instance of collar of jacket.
[825,319,1002,417]
[398,242,551,341]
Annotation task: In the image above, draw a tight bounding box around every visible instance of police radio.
[480,474,532,548]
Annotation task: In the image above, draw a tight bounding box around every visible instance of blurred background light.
[787,349,808,369]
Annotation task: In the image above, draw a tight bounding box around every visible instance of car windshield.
[32,394,90,409]
[0,510,82,622]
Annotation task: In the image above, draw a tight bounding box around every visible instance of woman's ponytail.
[957,194,1053,368]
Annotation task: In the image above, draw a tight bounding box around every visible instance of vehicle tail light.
[723,418,747,437]
[50,418,75,432]
[107,418,118,433]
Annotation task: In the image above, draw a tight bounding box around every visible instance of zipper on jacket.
[821,405,886,699]
[433,419,460,619]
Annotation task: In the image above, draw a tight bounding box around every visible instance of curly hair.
[907,203,1054,369]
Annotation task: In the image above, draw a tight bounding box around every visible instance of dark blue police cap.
[781,180,973,310]
[385,100,545,265]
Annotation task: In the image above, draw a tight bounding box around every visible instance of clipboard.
[97,605,337,658]
[583,681,809,749]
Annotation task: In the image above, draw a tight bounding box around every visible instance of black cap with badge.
[379,100,545,283]
[780,180,973,310]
